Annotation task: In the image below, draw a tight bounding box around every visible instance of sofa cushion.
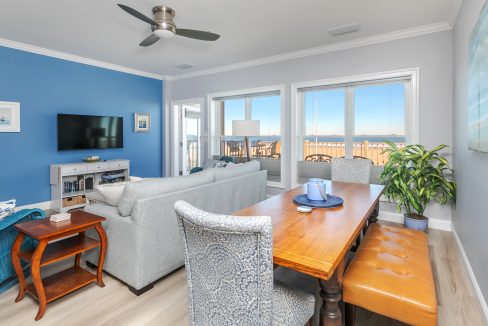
[85,190,106,203]
[214,160,260,182]
[94,182,127,206]
[117,169,215,217]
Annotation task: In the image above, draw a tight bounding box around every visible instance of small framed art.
[134,113,151,133]
[0,101,20,133]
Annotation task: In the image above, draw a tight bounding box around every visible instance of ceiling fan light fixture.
[118,4,220,45]
[154,28,175,39]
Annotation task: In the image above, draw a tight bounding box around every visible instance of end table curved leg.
[11,233,26,302]
[31,239,48,321]
[94,223,107,287]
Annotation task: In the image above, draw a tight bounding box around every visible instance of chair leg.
[345,303,356,326]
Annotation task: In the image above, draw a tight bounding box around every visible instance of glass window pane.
[353,82,406,165]
[185,110,200,173]
[222,98,245,136]
[220,98,246,159]
[302,88,346,161]
[251,95,281,183]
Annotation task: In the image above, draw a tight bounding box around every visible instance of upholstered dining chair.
[331,157,371,184]
[174,201,315,326]
[331,157,376,251]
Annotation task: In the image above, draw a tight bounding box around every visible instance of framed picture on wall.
[134,112,151,133]
[0,101,20,133]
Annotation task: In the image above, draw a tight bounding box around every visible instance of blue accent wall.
[0,46,163,205]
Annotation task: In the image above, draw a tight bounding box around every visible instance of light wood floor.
[0,223,486,326]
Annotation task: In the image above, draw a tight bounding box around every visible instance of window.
[209,86,284,186]
[297,80,408,165]
[353,82,406,165]
[293,70,417,186]
[301,88,346,161]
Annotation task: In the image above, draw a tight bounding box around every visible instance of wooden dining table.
[234,181,384,326]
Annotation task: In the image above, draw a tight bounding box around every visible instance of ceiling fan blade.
[139,34,160,47]
[176,29,220,41]
[118,4,155,25]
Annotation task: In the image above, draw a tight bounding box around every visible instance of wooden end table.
[10,211,107,321]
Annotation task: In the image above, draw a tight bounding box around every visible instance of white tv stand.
[50,159,130,212]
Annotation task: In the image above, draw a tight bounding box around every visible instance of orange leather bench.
[343,223,437,326]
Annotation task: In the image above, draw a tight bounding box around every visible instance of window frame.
[207,84,286,188]
[291,68,419,187]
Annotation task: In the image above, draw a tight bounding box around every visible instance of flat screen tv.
[57,114,123,151]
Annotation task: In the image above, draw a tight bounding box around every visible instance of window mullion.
[345,86,355,158]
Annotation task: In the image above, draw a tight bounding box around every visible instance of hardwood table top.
[234,181,384,280]
[14,210,105,240]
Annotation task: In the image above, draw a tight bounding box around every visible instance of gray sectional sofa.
[84,160,267,294]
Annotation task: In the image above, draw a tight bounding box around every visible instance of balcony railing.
[218,140,404,166]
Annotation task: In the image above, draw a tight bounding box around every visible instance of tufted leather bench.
[343,223,437,325]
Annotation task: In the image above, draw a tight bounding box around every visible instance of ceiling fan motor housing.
[152,6,176,34]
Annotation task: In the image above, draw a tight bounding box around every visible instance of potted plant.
[380,141,456,231]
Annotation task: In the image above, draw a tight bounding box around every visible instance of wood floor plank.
[0,222,486,325]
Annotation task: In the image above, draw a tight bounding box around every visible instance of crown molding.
[0,20,452,82]
[168,21,451,81]
[448,0,464,27]
[0,37,168,80]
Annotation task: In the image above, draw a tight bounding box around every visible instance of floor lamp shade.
[232,120,260,137]
[232,120,260,162]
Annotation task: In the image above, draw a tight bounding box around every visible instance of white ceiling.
[0,0,459,78]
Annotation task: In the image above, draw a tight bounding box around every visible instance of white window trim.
[207,84,286,188]
[170,98,204,177]
[290,68,419,188]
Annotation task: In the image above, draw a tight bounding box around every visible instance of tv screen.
[57,114,123,151]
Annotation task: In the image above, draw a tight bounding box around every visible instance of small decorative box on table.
[10,211,107,321]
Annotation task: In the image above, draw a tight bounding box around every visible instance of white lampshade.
[232,120,260,137]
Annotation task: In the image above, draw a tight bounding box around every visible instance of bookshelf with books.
[50,160,130,212]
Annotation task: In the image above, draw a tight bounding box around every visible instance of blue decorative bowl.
[293,194,344,208]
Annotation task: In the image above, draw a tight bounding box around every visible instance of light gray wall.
[169,30,454,222]
[453,0,488,308]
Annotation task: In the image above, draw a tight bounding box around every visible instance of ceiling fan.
[118,4,220,47]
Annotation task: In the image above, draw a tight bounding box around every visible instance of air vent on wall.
[327,23,361,36]
[174,63,194,70]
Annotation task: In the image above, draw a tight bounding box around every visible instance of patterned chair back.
[331,157,371,184]
[174,201,273,326]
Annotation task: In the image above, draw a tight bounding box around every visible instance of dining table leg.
[319,258,345,326]
[368,200,380,225]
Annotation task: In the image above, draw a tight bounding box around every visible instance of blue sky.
[223,82,405,136]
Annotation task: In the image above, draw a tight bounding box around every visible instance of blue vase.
[404,214,428,232]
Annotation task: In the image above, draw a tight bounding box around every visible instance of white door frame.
[170,98,204,176]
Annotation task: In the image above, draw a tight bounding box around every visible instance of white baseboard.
[453,227,488,322]
[378,211,452,231]
[16,201,52,211]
